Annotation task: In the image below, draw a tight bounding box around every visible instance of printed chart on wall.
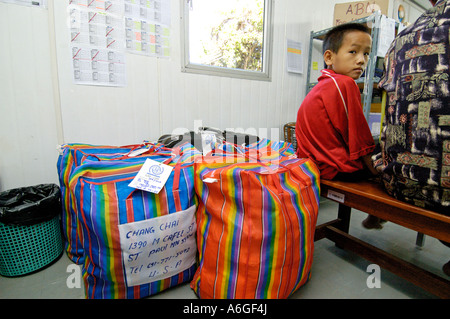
[124,0,171,57]
[68,0,171,87]
[69,0,127,87]
[0,0,47,8]
[286,39,303,74]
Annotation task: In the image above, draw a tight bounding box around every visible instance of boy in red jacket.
[296,23,378,182]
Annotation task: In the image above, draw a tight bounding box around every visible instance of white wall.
[0,0,425,191]
[0,4,60,191]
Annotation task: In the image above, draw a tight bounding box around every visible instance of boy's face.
[324,30,372,80]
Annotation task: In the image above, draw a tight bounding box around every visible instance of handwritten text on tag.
[128,158,173,194]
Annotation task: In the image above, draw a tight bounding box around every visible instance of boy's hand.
[362,153,379,176]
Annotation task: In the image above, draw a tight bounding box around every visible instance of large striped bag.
[68,143,200,298]
[191,140,320,299]
[57,142,159,264]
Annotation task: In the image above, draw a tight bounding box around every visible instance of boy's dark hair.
[323,23,371,54]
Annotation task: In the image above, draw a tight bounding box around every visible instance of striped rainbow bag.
[68,143,200,298]
[57,142,160,264]
[191,141,320,299]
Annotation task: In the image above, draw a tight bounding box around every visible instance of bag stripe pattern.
[57,143,156,264]
[191,140,320,299]
[64,143,200,298]
[77,177,195,298]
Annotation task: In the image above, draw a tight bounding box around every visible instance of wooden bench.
[314,178,450,299]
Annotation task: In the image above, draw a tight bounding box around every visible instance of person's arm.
[361,153,379,176]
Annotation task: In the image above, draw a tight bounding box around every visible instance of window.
[181,0,273,81]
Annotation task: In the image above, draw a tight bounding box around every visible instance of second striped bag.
[190,144,321,299]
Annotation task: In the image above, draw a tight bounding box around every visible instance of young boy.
[295,23,378,182]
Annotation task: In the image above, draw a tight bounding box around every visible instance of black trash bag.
[0,184,62,226]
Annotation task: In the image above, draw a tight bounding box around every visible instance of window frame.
[181,0,273,81]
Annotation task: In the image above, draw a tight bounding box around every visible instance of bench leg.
[337,203,351,233]
[416,232,425,248]
[336,204,351,249]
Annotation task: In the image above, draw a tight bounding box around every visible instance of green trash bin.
[0,184,63,277]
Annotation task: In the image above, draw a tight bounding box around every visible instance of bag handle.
[210,139,295,162]
[112,143,173,161]
[81,146,177,164]
[207,142,308,189]
[75,142,155,163]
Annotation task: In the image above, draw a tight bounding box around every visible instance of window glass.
[182,0,272,80]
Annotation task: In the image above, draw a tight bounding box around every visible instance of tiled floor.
[0,199,448,299]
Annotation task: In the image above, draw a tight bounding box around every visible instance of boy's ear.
[323,50,334,67]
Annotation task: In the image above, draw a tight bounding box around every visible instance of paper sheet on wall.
[286,39,303,74]
[69,0,127,87]
[118,205,197,287]
[397,22,407,34]
[0,0,47,8]
[377,15,396,58]
[67,1,172,86]
[124,0,171,58]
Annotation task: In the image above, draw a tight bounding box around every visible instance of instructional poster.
[286,39,303,74]
[67,0,172,86]
[69,0,127,87]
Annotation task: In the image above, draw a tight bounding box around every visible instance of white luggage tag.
[128,158,173,194]
[201,132,217,156]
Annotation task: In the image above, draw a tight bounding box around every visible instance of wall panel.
[0,4,59,191]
